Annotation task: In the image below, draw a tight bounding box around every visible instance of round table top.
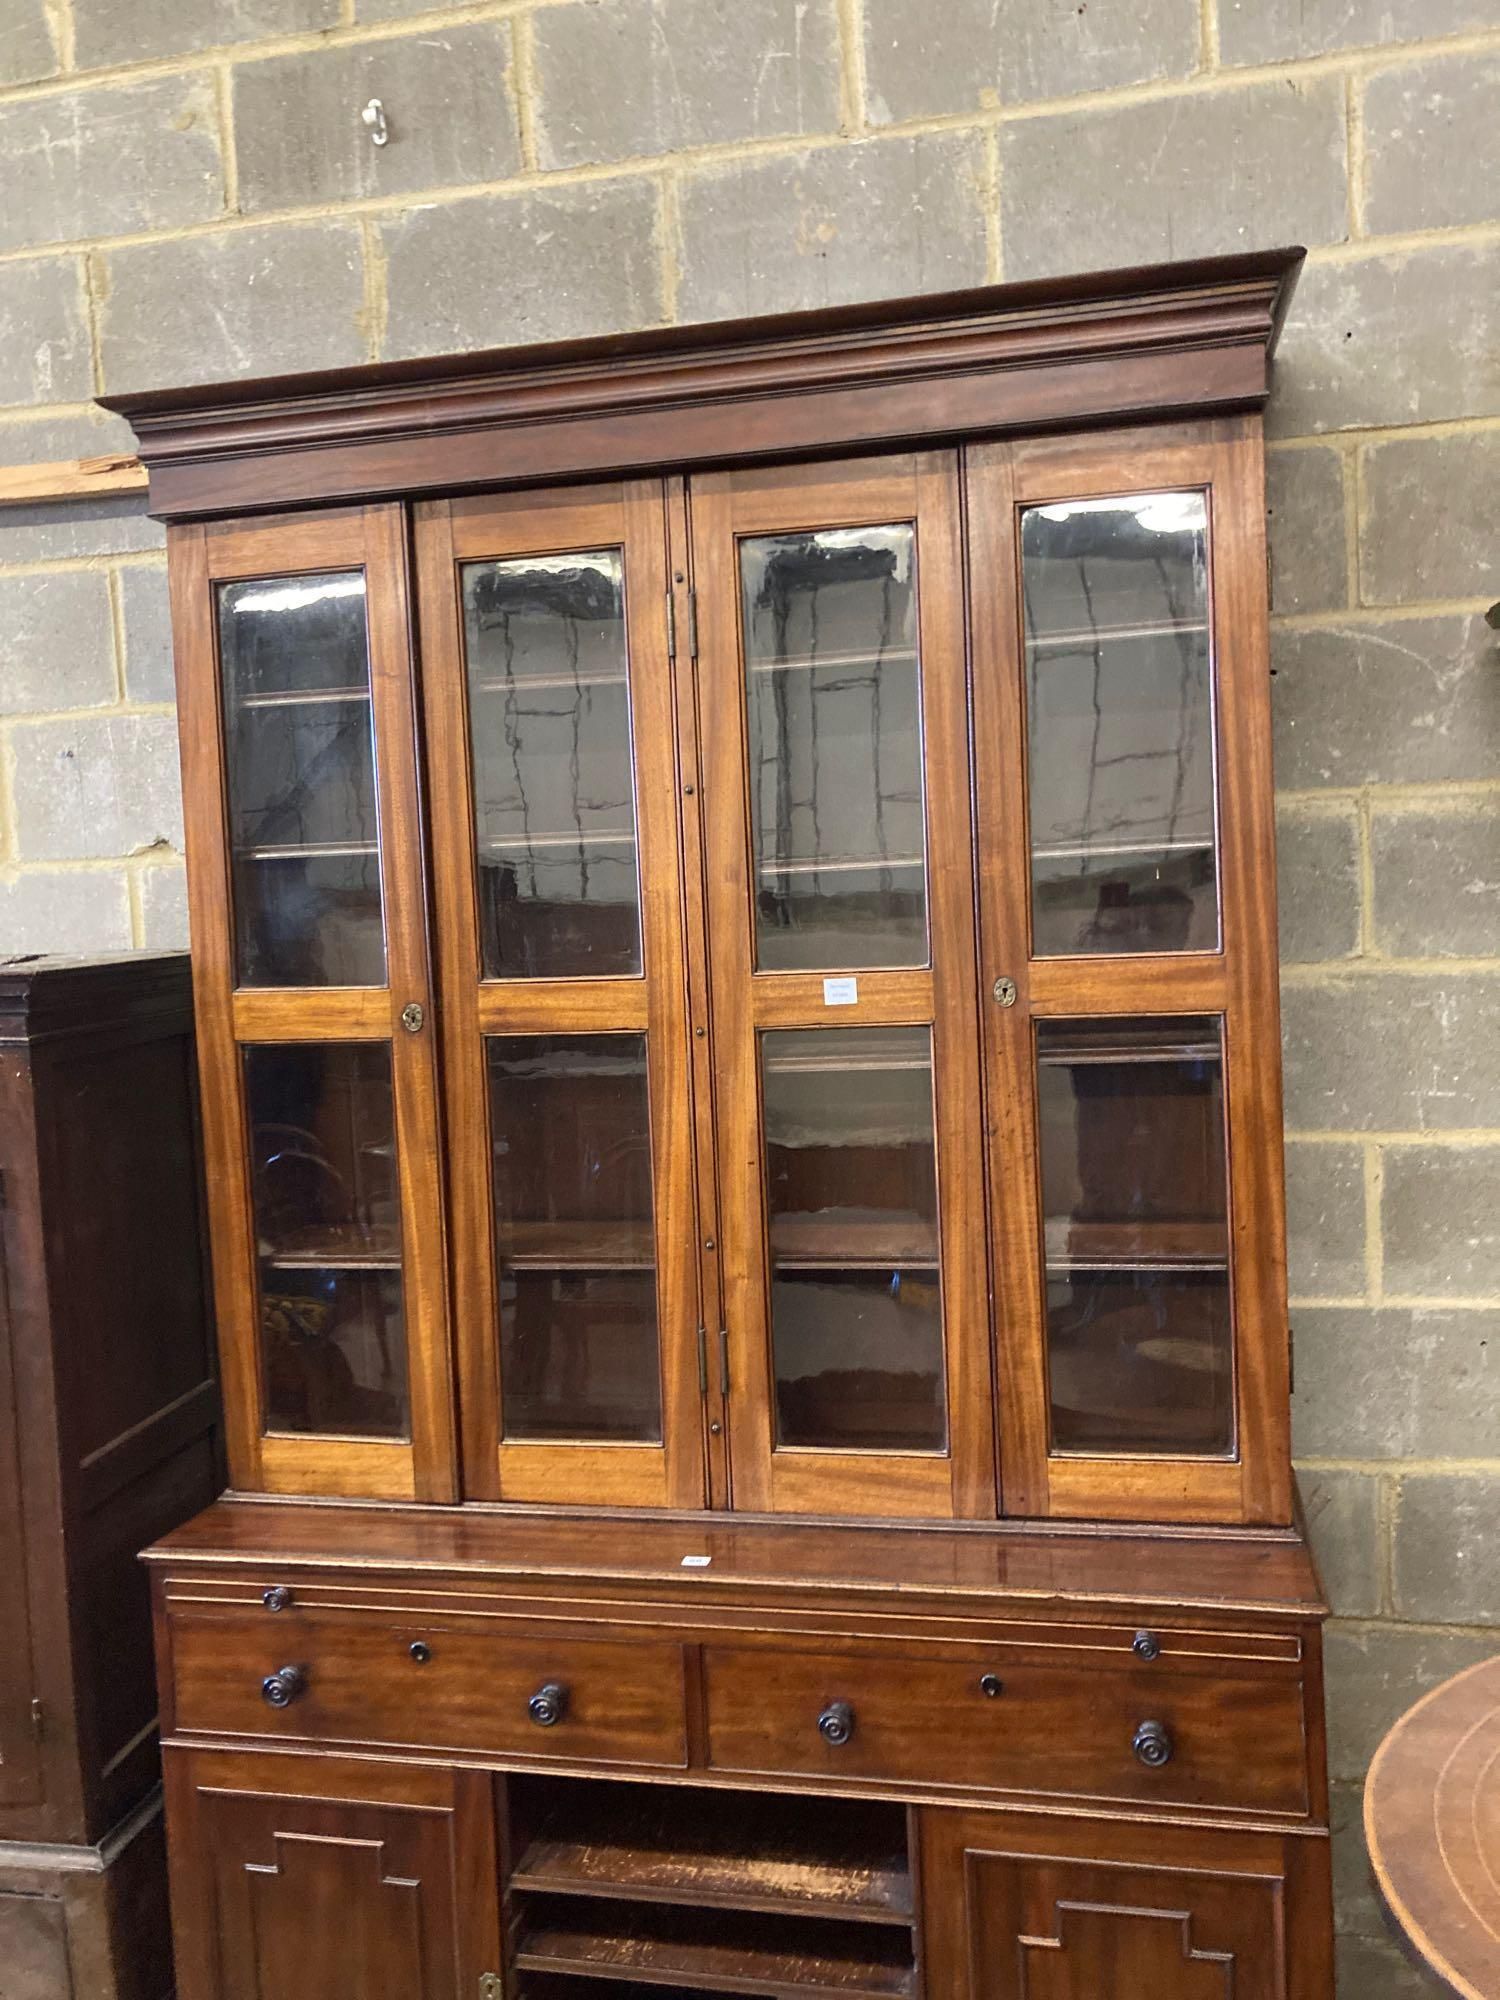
[1366,1653,1500,2000]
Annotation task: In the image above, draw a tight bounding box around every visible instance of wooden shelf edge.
[510,1867,915,1926]
[0,453,148,507]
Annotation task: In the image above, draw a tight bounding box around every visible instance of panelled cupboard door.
[415,485,704,1507]
[0,1191,42,1806]
[162,1750,499,2000]
[967,422,1293,1526]
[693,455,992,1518]
[919,1809,1330,2000]
[168,509,454,1501]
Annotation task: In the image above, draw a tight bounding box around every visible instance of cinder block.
[1364,51,1500,235]
[1282,973,1500,1131]
[1324,1622,1497,1782]
[1266,447,1347,615]
[0,871,131,953]
[1272,616,1500,792]
[139,863,190,950]
[0,572,117,716]
[73,0,339,68]
[999,80,1347,282]
[1284,1140,1366,1299]
[1271,244,1500,437]
[10,714,184,862]
[534,0,840,169]
[0,496,164,565]
[1299,1468,1382,1617]
[0,0,61,84]
[677,134,988,323]
[0,257,92,410]
[1219,0,1495,65]
[1373,807,1500,961]
[1362,433,1500,608]
[863,0,1200,123]
[1277,807,1361,964]
[99,224,366,393]
[1394,1472,1500,1626]
[0,76,223,255]
[0,410,137,464]
[1383,1146,1500,1298]
[234,26,521,212]
[1292,1307,1499,1460]
[119,567,176,706]
[381,181,661,359]
[1328,1781,1384,1937]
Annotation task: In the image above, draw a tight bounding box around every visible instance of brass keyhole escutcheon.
[993,976,1017,1008]
[400,1002,425,1033]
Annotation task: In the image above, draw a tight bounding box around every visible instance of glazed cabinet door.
[968,423,1292,1525]
[169,509,453,1500]
[163,1751,499,2000]
[416,484,703,1506]
[693,455,990,1518]
[920,1809,1330,2000]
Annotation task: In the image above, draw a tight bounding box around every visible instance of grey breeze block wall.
[2,0,1498,1988]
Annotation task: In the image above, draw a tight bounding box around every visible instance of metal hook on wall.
[360,98,389,147]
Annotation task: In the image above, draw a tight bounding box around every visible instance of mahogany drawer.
[169,1611,688,1768]
[703,1645,1310,1815]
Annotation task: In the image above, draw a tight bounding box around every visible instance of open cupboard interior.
[123,247,1335,2000]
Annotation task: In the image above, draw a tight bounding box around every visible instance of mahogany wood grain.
[108,252,1303,520]
[1365,1653,1500,2000]
[413,481,704,1510]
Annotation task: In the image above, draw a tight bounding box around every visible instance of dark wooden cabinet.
[0,952,220,1999]
[117,247,1335,1998]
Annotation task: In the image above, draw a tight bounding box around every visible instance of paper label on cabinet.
[680,1554,712,1568]
[823,976,859,1006]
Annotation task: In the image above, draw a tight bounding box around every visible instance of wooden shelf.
[1026,616,1208,652]
[511,1788,912,1927]
[748,648,918,675]
[758,855,924,878]
[1031,834,1214,865]
[513,1902,916,1997]
[473,670,629,694]
[482,831,636,854]
[237,686,371,710]
[770,1218,939,1269]
[238,840,377,862]
[1044,1218,1227,1272]
[500,1221,655,1270]
[258,1225,402,1272]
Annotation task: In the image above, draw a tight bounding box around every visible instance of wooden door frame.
[413,481,706,1509]
[691,452,994,1520]
[168,506,455,1501]
[968,417,1292,1527]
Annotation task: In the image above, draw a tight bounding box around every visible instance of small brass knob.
[262,1585,292,1613]
[261,1665,307,1709]
[1132,1629,1161,1662]
[409,1641,431,1665]
[979,1673,1004,1699]
[528,1682,568,1727]
[1132,1718,1173,1768]
[818,1700,855,1747]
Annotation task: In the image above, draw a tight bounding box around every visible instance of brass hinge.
[696,1324,708,1397]
[717,1326,730,1399]
[687,587,699,660]
[666,589,678,662]
[479,1975,502,2000]
[30,1698,43,1742]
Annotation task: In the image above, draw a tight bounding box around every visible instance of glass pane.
[763,1026,945,1453]
[1022,492,1218,957]
[245,1042,409,1441]
[488,1034,661,1443]
[220,572,386,987]
[1037,1016,1233,1457]
[463,552,642,980]
[741,526,928,971]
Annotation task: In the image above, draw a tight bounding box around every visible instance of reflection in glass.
[244,1042,409,1440]
[463,552,642,980]
[1022,492,1218,957]
[763,1026,945,1452]
[220,572,386,987]
[488,1035,661,1443]
[741,526,928,971]
[1038,1016,1233,1457]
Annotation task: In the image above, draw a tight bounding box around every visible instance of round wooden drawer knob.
[527,1682,568,1728]
[818,1700,856,1747]
[261,1665,307,1709]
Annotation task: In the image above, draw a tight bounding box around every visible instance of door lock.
[992,976,1018,1008]
[400,1002,425,1033]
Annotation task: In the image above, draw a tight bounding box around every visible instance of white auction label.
[680,1554,712,1568]
[823,976,859,1006]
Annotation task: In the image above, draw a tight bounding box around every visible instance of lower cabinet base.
[0,1792,173,2000]
[162,1748,1333,2000]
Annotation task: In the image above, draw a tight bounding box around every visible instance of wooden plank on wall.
[0,455,147,508]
